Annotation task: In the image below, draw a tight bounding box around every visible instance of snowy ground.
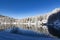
[0,28,60,40]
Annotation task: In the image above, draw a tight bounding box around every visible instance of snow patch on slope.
[51,8,60,13]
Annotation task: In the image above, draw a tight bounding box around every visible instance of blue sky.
[0,0,60,19]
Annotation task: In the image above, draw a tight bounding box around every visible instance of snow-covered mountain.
[0,8,60,39]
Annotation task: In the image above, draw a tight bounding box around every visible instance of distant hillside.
[0,15,16,23]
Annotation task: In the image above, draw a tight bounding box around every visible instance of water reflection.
[0,24,49,34]
[0,24,14,31]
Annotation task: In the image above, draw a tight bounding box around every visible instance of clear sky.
[0,0,60,19]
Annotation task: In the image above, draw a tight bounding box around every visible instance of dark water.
[0,24,60,38]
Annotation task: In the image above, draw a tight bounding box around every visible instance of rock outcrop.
[47,8,60,38]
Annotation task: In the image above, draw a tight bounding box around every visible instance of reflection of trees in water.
[0,23,49,34]
[0,24,15,31]
[0,14,48,34]
[15,24,48,34]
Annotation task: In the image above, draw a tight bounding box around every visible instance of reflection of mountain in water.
[0,14,49,34]
[0,8,60,38]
